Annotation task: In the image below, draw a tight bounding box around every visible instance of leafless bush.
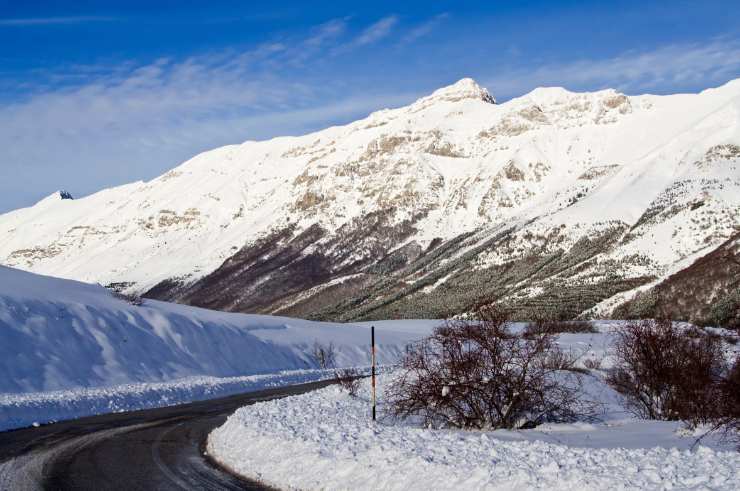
[111,291,143,306]
[311,341,336,369]
[715,359,740,447]
[541,348,584,373]
[310,341,362,396]
[693,358,740,450]
[684,326,705,338]
[686,325,739,346]
[524,320,597,335]
[583,357,603,370]
[389,305,593,430]
[606,318,727,424]
[722,335,739,346]
[334,367,363,397]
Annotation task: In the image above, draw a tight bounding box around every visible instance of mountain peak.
[423,78,496,105]
[524,86,574,102]
[3,80,740,325]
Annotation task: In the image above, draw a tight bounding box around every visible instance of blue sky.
[1,1,740,212]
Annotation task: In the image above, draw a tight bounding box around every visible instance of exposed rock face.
[2,78,740,322]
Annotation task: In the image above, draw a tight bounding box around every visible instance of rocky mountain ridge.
[2,78,739,323]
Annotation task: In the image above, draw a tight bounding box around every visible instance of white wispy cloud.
[485,39,740,98]
[400,13,448,44]
[305,18,348,48]
[354,15,398,46]
[0,16,118,26]
[328,15,400,56]
[2,21,739,213]
[0,19,420,211]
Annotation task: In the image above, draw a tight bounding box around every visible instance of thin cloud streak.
[1,18,739,212]
[354,15,398,46]
[0,16,422,211]
[0,16,119,26]
[330,15,399,56]
[400,13,448,44]
[305,18,347,47]
[485,39,740,99]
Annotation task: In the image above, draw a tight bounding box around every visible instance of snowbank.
[0,369,336,432]
[208,329,740,490]
[0,266,438,430]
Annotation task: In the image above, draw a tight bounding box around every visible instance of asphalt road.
[0,379,337,490]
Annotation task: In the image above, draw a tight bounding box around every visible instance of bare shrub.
[692,357,740,450]
[686,325,739,346]
[524,320,597,335]
[389,305,593,430]
[716,359,740,447]
[682,325,705,338]
[541,348,585,373]
[606,318,726,424]
[583,357,603,370]
[311,341,336,369]
[310,342,363,396]
[334,367,363,397]
[722,334,739,346]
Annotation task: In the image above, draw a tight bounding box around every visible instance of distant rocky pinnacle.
[1,78,739,324]
[423,77,497,104]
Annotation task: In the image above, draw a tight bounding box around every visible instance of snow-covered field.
[0,266,437,431]
[208,326,740,490]
[3,266,738,489]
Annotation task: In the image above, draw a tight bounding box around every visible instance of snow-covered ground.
[0,369,337,432]
[208,326,740,490]
[0,266,437,431]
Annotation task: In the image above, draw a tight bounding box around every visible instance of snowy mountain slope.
[0,266,435,395]
[612,231,740,324]
[1,78,739,321]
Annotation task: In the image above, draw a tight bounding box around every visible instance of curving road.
[0,379,336,490]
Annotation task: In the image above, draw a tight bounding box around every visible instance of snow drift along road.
[0,266,437,429]
[0,266,435,394]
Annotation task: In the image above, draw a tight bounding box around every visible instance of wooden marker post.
[371,325,376,422]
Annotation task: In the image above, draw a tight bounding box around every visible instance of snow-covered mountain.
[2,78,739,322]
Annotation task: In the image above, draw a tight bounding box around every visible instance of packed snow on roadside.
[0,369,338,432]
[0,266,438,431]
[208,327,740,490]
